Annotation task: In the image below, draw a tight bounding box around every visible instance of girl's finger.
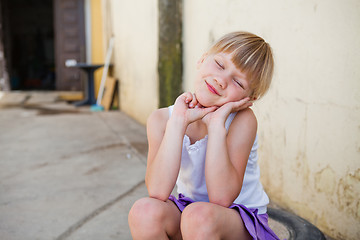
[189,106,217,122]
[181,92,192,103]
[201,106,217,115]
[238,97,250,105]
[235,101,253,111]
[189,93,198,108]
[234,97,251,108]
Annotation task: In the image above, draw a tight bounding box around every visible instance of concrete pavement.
[0,91,302,240]
[0,91,148,239]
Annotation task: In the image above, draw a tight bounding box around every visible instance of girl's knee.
[129,197,166,224]
[181,202,219,238]
[182,202,218,225]
[128,197,167,237]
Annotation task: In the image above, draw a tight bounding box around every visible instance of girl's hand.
[172,92,217,126]
[202,97,253,128]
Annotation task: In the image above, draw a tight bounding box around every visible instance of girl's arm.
[145,108,186,201]
[145,93,216,201]
[203,100,256,207]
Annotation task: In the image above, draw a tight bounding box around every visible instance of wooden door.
[54,0,86,91]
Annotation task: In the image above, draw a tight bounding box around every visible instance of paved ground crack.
[55,180,145,240]
[60,142,128,160]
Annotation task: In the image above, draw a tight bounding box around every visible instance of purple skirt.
[169,194,280,240]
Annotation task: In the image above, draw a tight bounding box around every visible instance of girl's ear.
[197,53,208,69]
[249,92,257,101]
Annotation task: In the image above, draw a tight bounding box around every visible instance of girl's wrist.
[167,115,188,133]
[207,123,226,136]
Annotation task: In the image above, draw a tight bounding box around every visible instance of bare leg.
[128,197,182,240]
[180,202,252,240]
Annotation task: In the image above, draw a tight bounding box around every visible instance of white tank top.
[169,105,269,214]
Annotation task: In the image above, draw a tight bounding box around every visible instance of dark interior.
[2,0,55,90]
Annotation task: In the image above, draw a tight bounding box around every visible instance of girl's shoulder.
[228,108,257,138]
[146,107,170,135]
[233,107,257,122]
[147,107,169,124]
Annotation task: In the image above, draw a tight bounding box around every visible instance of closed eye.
[234,79,245,89]
[215,59,224,69]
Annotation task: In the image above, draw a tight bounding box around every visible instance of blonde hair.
[208,31,274,100]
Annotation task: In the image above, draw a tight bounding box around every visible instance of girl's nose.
[214,77,227,89]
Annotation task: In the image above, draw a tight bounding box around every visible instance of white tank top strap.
[225,112,237,131]
[168,105,174,117]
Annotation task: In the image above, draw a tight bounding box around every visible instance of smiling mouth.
[205,81,220,96]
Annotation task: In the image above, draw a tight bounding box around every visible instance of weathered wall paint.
[104,0,359,237]
[107,0,158,124]
[183,0,360,239]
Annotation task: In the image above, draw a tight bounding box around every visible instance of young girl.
[129,31,280,240]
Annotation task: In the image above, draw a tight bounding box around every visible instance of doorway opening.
[2,0,55,90]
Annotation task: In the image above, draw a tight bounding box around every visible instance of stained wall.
[107,0,159,124]
[103,0,359,237]
[182,1,360,239]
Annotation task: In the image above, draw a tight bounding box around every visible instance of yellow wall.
[183,0,360,239]
[102,0,359,237]
[90,0,104,97]
[105,0,159,124]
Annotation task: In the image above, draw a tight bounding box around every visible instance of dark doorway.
[2,0,55,90]
[1,0,85,91]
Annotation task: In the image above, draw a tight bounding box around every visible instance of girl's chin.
[195,90,222,107]
[196,97,220,108]
[195,95,210,107]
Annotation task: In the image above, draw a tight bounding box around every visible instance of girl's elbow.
[208,195,234,208]
[145,177,171,201]
[146,183,169,202]
[148,191,169,202]
[208,188,240,207]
